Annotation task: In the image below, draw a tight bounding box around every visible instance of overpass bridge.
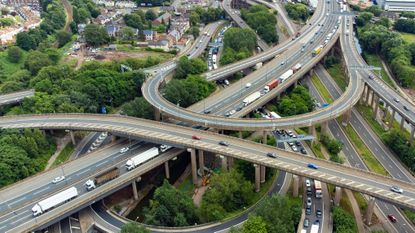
[0,89,35,106]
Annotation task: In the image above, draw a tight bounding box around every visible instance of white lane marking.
[8,197,26,206]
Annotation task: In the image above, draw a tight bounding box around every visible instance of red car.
[192,135,201,140]
[388,214,397,223]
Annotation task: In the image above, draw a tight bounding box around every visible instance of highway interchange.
[1,0,415,232]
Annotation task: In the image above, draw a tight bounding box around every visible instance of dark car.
[308,163,319,169]
[306,187,312,196]
[219,141,229,146]
[203,109,211,114]
[301,148,307,155]
[316,209,322,218]
[404,106,409,111]
[306,207,312,215]
[267,152,277,158]
[295,141,301,146]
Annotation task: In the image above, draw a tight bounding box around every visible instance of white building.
[383,0,415,11]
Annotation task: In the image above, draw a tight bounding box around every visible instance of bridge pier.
[389,108,396,128]
[228,157,234,169]
[262,130,267,144]
[69,130,76,145]
[321,121,329,136]
[400,117,405,130]
[365,197,376,225]
[382,103,388,120]
[370,91,376,109]
[154,108,161,121]
[309,125,317,143]
[254,164,260,192]
[220,155,228,172]
[342,109,351,126]
[373,95,379,119]
[198,150,205,176]
[293,175,299,197]
[164,161,170,180]
[132,181,138,201]
[410,125,415,146]
[365,87,371,106]
[260,166,266,183]
[239,130,243,139]
[308,68,314,77]
[188,148,198,187]
[360,84,366,105]
[334,186,342,206]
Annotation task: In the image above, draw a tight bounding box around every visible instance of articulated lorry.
[32,187,78,216]
[126,147,160,171]
[243,91,261,106]
[85,167,120,191]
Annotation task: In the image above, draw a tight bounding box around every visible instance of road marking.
[33,189,45,195]
[8,197,26,206]
[95,161,106,167]
[77,168,90,176]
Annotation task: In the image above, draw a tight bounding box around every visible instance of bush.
[7,46,23,63]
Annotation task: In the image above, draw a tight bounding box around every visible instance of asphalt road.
[0,89,35,106]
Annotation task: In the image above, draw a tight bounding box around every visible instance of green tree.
[190,26,200,38]
[120,222,150,233]
[121,97,154,119]
[145,10,157,21]
[120,26,136,41]
[242,215,267,233]
[84,24,110,46]
[356,12,373,26]
[15,32,36,51]
[190,12,200,26]
[365,5,382,17]
[223,28,257,53]
[174,57,207,79]
[285,3,310,21]
[7,46,23,63]
[56,30,72,47]
[241,5,278,44]
[333,207,357,233]
[24,50,53,75]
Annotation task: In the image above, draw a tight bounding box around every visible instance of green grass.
[342,124,389,176]
[311,142,325,159]
[326,64,348,91]
[177,175,194,196]
[363,52,395,88]
[339,190,355,215]
[311,74,334,103]
[51,143,74,168]
[400,32,415,43]
[352,192,368,213]
[0,50,27,78]
[403,209,415,225]
[355,104,386,137]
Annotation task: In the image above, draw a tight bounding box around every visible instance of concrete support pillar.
[365,197,376,225]
[360,84,366,105]
[154,108,161,121]
[410,125,415,146]
[132,181,138,201]
[198,150,205,176]
[365,86,371,105]
[293,175,299,197]
[308,68,314,77]
[400,117,405,130]
[228,157,234,169]
[189,148,198,186]
[389,109,396,128]
[262,130,267,144]
[49,129,54,135]
[260,166,266,183]
[164,161,170,179]
[382,104,388,120]
[334,186,342,206]
[239,131,243,139]
[111,135,117,143]
[373,96,379,119]
[69,130,76,145]
[254,164,260,192]
[342,109,351,126]
[321,121,329,136]
[370,91,376,109]
[309,125,317,138]
[220,155,228,172]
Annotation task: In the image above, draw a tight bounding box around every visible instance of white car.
[245,83,252,88]
[291,145,298,152]
[307,197,312,207]
[391,186,403,194]
[306,179,311,187]
[229,109,236,115]
[52,176,65,184]
[120,147,129,153]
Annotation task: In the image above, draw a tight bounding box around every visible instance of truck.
[292,63,302,73]
[310,224,319,233]
[32,187,78,216]
[212,54,217,63]
[326,33,333,40]
[279,69,294,83]
[314,180,323,198]
[264,79,279,92]
[85,167,120,191]
[269,111,281,119]
[254,62,263,70]
[126,147,160,171]
[243,91,261,106]
[312,45,323,57]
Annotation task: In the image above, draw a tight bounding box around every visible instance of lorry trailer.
[85,167,120,191]
[126,147,160,170]
[243,91,261,106]
[32,187,78,216]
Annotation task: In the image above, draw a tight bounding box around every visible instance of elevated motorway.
[0,89,35,106]
[1,114,415,232]
[222,0,270,51]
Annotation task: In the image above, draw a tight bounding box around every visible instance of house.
[152,12,171,26]
[148,39,170,51]
[143,29,156,41]
[95,15,110,25]
[106,24,120,37]
[167,29,181,44]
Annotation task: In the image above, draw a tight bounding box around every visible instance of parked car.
[316,209,322,218]
[306,179,311,187]
[306,207,312,215]
[304,218,310,228]
[52,176,65,184]
[306,187,312,196]
[301,148,307,155]
[306,197,312,207]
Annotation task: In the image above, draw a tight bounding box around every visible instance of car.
[306,197,312,207]
[219,141,229,146]
[306,207,312,215]
[295,141,301,146]
[305,179,311,187]
[52,176,65,184]
[390,186,403,194]
[267,152,277,158]
[288,142,294,146]
[192,135,201,140]
[308,163,319,169]
[304,218,310,228]
[245,83,252,88]
[287,130,293,136]
[306,187,312,196]
[280,61,285,66]
[236,106,242,111]
[388,214,397,223]
[318,23,321,26]
[368,75,373,80]
[291,145,298,152]
[120,147,129,153]
[393,98,400,103]
[316,209,322,218]
[314,219,320,225]
[204,109,211,114]
[301,48,305,52]
[301,148,307,155]
[403,106,409,111]
[229,109,236,115]
[292,134,297,138]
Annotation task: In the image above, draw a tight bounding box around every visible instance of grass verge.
[342,124,389,176]
[363,52,395,88]
[311,74,334,103]
[327,64,348,91]
[51,143,75,168]
[400,32,415,44]
[353,192,368,213]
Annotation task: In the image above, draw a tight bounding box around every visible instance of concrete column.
[373,96,379,119]
[132,181,138,201]
[154,108,161,121]
[360,84,367,105]
[410,125,415,146]
[228,157,234,169]
[321,121,329,136]
[342,109,351,126]
[365,197,376,225]
[309,125,317,138]
[293,175,299,197]
[220,155,228,172]
[308,68,314,77]
[164,161,170,179]
[262,130,267,144]
[111,135,117,143]
[189,148,198,186]
[334,186,342,206]
[260,166,266,183]
[382,104,388,120]
[254,164,260,192]
[370,91,376,109]
[198,150,205,176]
[389,108,396,128]
[49,129,54,135]
[400,117,405,130]
[239,131,243,139]
[365,87,371,105]
[69,130,76,145]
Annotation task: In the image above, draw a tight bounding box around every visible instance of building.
[106,24,120,37]
[153,12,171,26]
[148,39,170,51]
[143,30,156,41]
[383,0,415,11]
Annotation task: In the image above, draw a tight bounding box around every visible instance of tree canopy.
[285,3,310,21]
[84,24,110,46]
[220,28,257,65]
[277,85,315,116]
[121,222,150,233]
[241,5,278,44]
[333,207,357,233]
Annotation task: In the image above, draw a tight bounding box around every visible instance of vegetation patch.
[310,74,334,103]
[241,5,278,44]
[220,28,257,65]
[51,143,75,168]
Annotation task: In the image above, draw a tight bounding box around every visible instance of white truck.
[32,187,78,216]
[254,62,263,70]
[243,91,261,106]
[279,69,294,83]
[126,147,160,171]
[85,167,120,191]
[310,224,319,233]
[212,54,217,63]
